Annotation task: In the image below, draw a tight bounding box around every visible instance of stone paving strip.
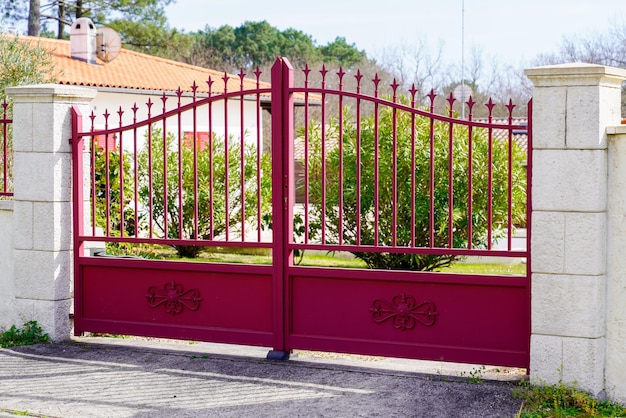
[0,349,370,417]
[0,340,524,417]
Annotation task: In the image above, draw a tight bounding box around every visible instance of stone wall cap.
[525,63,626,86]
[526,62,626,77]
[607,125,626,135]
[6,84,98,100]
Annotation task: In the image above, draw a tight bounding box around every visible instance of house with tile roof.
[10,19,275,149]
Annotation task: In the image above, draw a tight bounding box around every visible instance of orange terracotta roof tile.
[10,35,270,95]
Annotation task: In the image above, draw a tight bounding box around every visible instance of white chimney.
[70,18,97,64]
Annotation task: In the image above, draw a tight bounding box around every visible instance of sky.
[165,0,625,68]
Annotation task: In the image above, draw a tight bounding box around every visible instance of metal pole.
[461,0,466,119]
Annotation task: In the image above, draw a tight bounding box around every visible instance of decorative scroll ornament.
[370,293,438,330]
[146,281,202,315]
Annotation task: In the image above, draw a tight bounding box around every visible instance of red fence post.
[71,106,86,335]
[267,57,295,360]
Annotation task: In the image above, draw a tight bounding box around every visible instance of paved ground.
[0,337,525,417]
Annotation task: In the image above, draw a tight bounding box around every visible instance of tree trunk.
[57,1,65,39]
[27,0,40,37]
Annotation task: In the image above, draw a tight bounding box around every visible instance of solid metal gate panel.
[285,267,529,367]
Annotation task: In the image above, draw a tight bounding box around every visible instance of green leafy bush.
[137,128,272,257]
[93,144,137,237]
[514,379,626,417]
[0,321,50,348]
[306,103,526,271]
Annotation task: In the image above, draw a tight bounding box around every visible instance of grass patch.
[439,262,526,275]
[514,380,626,417]
[0,321,50,348]
[102,243,526,274]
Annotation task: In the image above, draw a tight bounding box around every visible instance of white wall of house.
[88,90,265,152]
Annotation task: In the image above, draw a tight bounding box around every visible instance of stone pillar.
[0,200,15,329]
[6,84,96,342]
[606,126,626,405]
[525,64,626,396]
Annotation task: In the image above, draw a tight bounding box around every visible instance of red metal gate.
[72,57,531,368]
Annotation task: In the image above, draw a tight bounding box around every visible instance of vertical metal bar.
[89,112,96,237]
[428,90,436,247]
[487,99,495,250]
[255,68,262,242]
[270,57,294,354]
[525,98,533,369]
[147,99,154,238]
[71,106,85,334]
[223,73,230,241]
[526,99,533,269]
[161,93,169,241]
[282,60,295,339]
[391,80,398,247]
[192,85,199,241]
[373,75,380,246]
[337,68,345,245]
[467,98,474,249]
[177,89,183,240]
[239,70,246,242]
[207,78,215,240]
[410,86,417,247]
[506,99,516,251]
[320,66,327,244]
[132,104,139,237]
[117,108,124,238]
[303,66,311,244]
[446,94,455,248]
[355,71,363,245]
[1,100,7,195]
[104,110,111,237]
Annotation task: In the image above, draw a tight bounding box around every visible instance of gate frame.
[70,57,532,369]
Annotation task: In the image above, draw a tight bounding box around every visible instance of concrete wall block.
[565,86,603,149]
[564,212,606,275]
[605,318,626,406]
[13,297,71,342]
[532,149,607,212]
[532,87,566,149]
[33,202,73,251]
[12,152,72,202]
[530,334,563,385]
[531,211,565,274]
[11,298,34,327]
[532,274,605,338]
[12,200,33,250]
[31,102,67,153]
[13,250,71,300]
[10,102,33,152]
[562,337,606,396]
[565,85,622,150]
[32,298,72,342]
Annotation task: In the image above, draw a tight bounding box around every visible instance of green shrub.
[514,379,626,417]
[137,128,272,257]
[306,102,526,271]
[0,321,50,348]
